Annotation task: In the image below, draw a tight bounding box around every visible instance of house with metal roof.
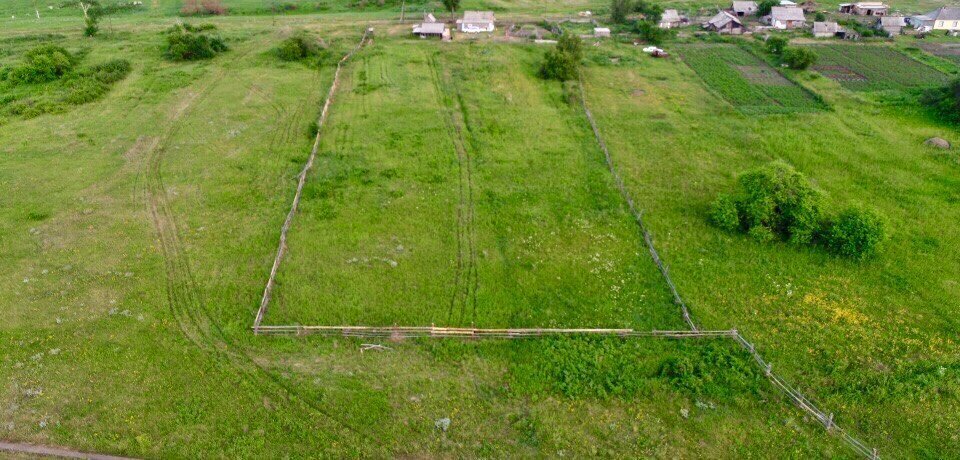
[456,11,495,33]
[838,2,889,15]
[764,6,807,29]
[911,6,960,32]
[705,10,745,34]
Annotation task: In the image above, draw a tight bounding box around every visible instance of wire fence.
[577,73,878,459]
[253,29,373,333]
[254,325,736,339]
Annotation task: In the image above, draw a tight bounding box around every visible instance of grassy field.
[809,43,951,92]
[677,44,826,115]
[1,4,959,459]
[582,41,960,457]
[269,40,682,329]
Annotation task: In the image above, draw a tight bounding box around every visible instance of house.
[659,9,683,28]
[705,10,746,34]
[876,15,906,34]
[838,2,888,15]
[594,27,611,37]
[911,7,960,32]
[456,11,495,33]
[412,21,448,39]
[813,21,842,37]
[765,6,807,28]
[732,1,759,16]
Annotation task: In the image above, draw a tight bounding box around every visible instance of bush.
[709,194,740,231]
[757,0,778,16]
[163,24,228,61]
[783,47,818,70]
[633,0,664,23]
[822,207,886,259]
[87,59,132,84]
[766,36,788,55]
[276,33,321,61]
[922,79,960,125]
[709,161,823,245]
[659,342,761,397]
[539,33,582,81]
[6,45,76,84]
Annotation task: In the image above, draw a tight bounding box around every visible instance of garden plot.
[268,41,681,329]
[810,44,950,91]
[917,42,960,65]
[677,44,825,115]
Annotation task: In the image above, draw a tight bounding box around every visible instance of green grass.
[677,44,826,115]
[1,5,959,459]
[582,41,960,457]
[809,44,952,92]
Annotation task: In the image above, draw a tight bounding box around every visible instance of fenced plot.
[265,42,682,330]
[677,44,826,115]
[808,44,950,91]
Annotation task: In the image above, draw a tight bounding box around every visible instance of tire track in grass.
[428,53,479,325]
[138,35,378,453]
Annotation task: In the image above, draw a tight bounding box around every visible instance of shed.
[705,10,745,34]
[732,1,759,16]
[456,10,495,33]
[413,22,448,38]
[594,27,611,37]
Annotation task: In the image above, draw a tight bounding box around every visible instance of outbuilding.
[876,15,906,35]
[413,21,448,39]
[659,9,683,28]
[813,21,842,37]
[594,27,611,37]
[911,7,960,32]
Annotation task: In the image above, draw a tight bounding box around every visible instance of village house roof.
[708,10,743,27]
[771,6,807,21]
[813,21,841,34]
[920,6,960,21]
[732,1,759,13]
[458,10,495,23]
[661,9,682,22]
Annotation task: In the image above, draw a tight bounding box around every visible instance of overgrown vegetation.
[711,161,887,258]
[163,23,228,61]
[0,44,130,119]
[539,33,582,81]
[275,31,325,62]
[1,44,76,84]
[180,0,228,16]
[922,78,960,125]
[783,47,817,69]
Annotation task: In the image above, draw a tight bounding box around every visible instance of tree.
[610,0,632,23]
[782,47,817,69]
[766,36,788,55]
[540,33,583,81]
[634,0,664,23]
[814,11,826,21]
[757,0,778,16]
[442,0,460,18]
[635,20,673,45]
[78,1,103,37]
